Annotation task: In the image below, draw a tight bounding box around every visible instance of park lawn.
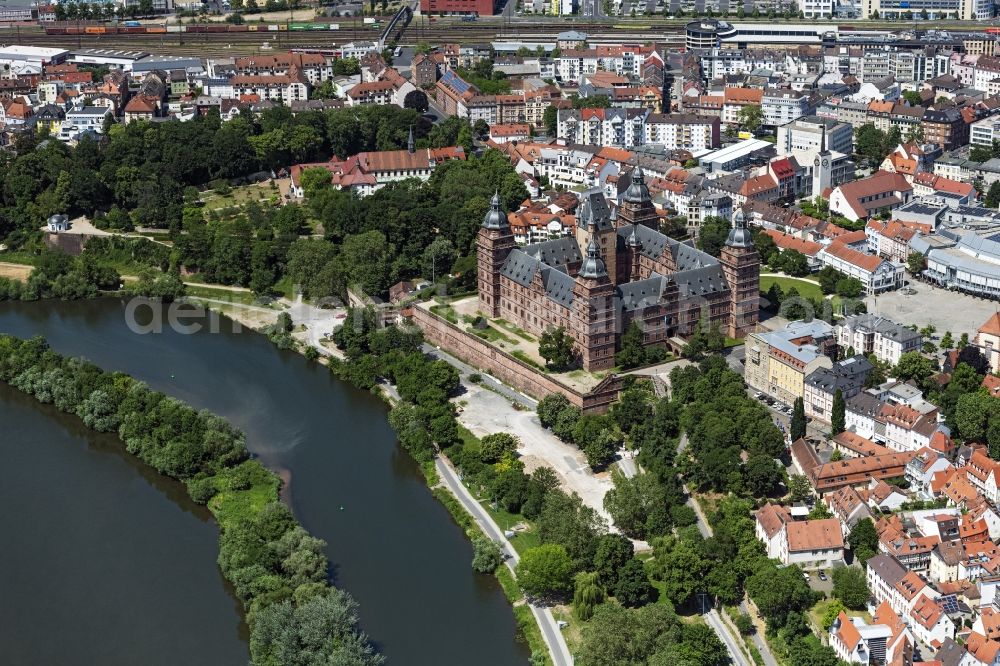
[201,183,280,213]
[0,250,39,266]
[184,284,268,306]
[760,275,823,302]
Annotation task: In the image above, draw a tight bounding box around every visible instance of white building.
[836,314,922,365]
[762,89,816,127]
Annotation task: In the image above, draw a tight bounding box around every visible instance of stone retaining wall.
[412,306,621,414]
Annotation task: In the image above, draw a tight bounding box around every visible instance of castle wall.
[412,306,621,414]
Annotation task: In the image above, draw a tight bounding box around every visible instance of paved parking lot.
[865,280,997,339]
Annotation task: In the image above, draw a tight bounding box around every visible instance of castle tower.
[719,207,760,339]
[574,189,618,285]
[572,239,617,371]
[627,225,643,282]
[616,166,660,231]
[477,193,516,318]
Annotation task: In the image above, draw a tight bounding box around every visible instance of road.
[706,609,752,666]
[676,434,780,666]
[435,456,574,666]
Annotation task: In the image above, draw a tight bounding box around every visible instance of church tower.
[572,239,618,371]
[477,193,515,318]
[812,123,833,198]
[616,167,660,231]
[720,207,760,339]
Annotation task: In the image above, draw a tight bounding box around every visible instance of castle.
[476,168,761,371]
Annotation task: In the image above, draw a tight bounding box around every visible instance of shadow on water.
[0,298,532,666]
[0,383,249,665]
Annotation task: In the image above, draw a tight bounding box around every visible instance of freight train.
[43,21,341,35]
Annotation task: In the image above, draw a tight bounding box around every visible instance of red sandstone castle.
[477,168,761,371]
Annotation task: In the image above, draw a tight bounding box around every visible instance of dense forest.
[0,335,382,666]
[0,106,525,302]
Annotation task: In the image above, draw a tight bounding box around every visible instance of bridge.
[379,2,414,49]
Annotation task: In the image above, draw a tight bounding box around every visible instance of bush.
[471,535,504,573]
[187,475,218,504]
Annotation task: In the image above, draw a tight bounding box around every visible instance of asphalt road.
[706,609,752,666]
[435,457,574,666]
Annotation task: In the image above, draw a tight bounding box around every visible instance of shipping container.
[123,20,141,26]
[166,24,183,32]
[363,16,375,23]
[146,26,166,33]
[84,26,106,34]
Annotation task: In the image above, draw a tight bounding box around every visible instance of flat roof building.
[0,45,68,69]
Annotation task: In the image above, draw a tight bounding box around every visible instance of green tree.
[516,544,576,598]
[593,533,634,588]
[791,397,806,441]
[543,105,559,136]
[894,351,935,384]
[906,252,926,275]
[471,535,504,573]
[746,562,816,628]
[737,104,763,133]
[847,518,879,565]
[987,181,1000,208]
[831,389,846,436]
[940,331,954,349]
[572,571,605,620]
[651,536,710,608]
[788,474,811,503]
[480,432,520,464]
[902,90,923,106]
[832,566,870,610]
[744,454,784,498]
[539,326,574,371]
[616,321,649,369]
[614,558,655,608]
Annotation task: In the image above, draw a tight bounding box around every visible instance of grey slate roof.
[672,264,729,298]
[577,188,613,232]
[618,273,671,311]
[523,237,581,271]
[866,553,907,588]
[617,223,667,259]
[500,249,540,287]
[540,266,575,307]
[671,241,718,271]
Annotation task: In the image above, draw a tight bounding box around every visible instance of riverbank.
[182,292,555,664]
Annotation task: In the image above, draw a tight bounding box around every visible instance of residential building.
[643,114,721,151]
[777,116,854,157]
[922,107,971,152]
[754,504,845,569]
[836,314,922,365]
[803,355,874,423]
[762,89,816,127]
[817,241,905,294]
[744,320,836,406]
[828,171,913,223]
[976,312,1000,374]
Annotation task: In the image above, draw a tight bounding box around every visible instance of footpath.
[435,456,574,666]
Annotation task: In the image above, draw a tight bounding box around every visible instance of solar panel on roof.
[938,594,960,615]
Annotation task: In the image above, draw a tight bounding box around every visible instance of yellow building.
[745,320,836,407]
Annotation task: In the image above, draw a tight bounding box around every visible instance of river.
[0,298,530,666]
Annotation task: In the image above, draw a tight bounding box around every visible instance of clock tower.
[812,124,833,198]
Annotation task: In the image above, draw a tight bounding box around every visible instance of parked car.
[803,573,810,581]
[818,571,827,581]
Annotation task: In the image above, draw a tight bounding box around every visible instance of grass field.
[760,275,823,302]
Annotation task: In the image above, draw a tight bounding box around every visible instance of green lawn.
[760,275,823,302]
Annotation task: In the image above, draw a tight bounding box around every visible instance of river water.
[0,298,529,666]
